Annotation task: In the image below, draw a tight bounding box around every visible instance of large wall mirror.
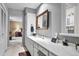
[36,10,49,30]
[65,4,75,34]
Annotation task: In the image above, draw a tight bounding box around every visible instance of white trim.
[0,3,8,55]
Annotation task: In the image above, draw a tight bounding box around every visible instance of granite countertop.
[28,36,79,56]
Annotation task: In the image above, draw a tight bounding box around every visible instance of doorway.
[9,21,23,40]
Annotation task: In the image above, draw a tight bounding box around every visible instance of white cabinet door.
[25,38,34,56]
[34,43,39,56]
[28,43,33,56]
[34,47,38,56]
[38,45,48,56]
[29,39,34,56]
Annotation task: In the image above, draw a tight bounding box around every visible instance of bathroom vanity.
[25,35,79,56]
[23,4,79,56]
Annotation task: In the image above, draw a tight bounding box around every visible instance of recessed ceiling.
[4,3,41,10]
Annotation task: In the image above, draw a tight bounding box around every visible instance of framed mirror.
[36,10,49,30]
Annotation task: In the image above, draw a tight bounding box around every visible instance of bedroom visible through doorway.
[9,21,22,40]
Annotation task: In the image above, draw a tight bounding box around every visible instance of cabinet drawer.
[34,43,38,48]
[49,52,57,56]
[38,45,48,56]
[34,47,38,56]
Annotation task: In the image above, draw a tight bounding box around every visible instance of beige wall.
[10,21,22,37]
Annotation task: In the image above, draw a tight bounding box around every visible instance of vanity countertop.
[59,33,79,38]
[28,36,79,56]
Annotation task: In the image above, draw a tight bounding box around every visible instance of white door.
[2,11,7,51]
[0,7,5,55]
[0,6,7,55]
[0,6,2,42]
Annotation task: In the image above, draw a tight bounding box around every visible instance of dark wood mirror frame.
[36,10,49,30]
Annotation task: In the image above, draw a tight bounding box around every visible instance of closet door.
[2,11,6,50]
[1,9,4,43]
[2,11,6,42]
[0,7,2,43]
[0,4,8,55]
[3,12,7,50]
[0,7,4,55]
[0,7,7,55]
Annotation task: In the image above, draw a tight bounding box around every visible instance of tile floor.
[3,37,25,56]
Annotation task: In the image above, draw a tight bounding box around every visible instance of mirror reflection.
[36,10,49,30]
[65,4,75,34]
